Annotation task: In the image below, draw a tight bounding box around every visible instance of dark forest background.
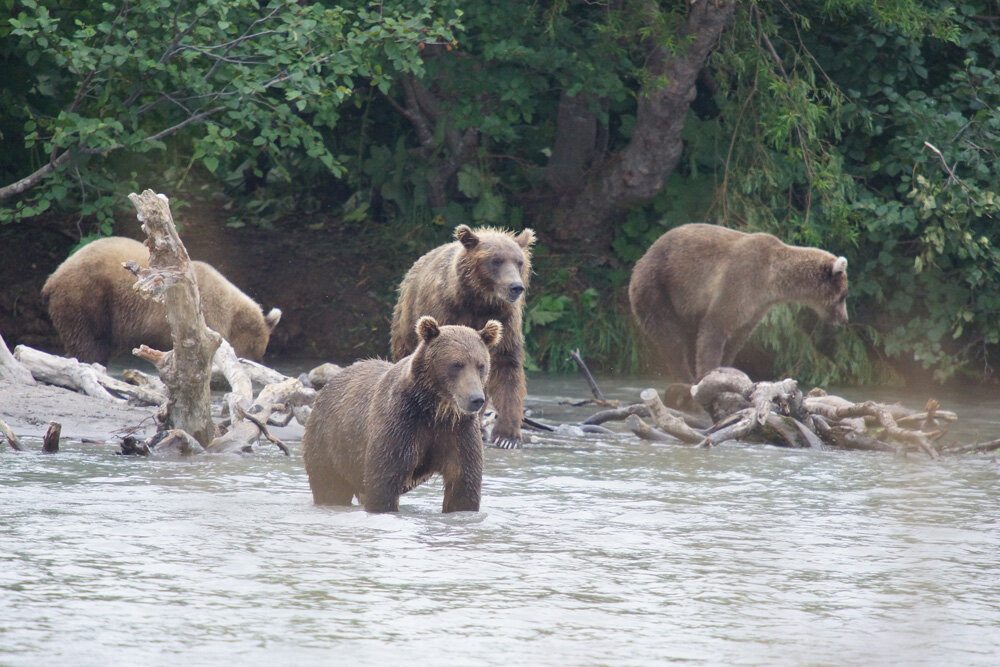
[2,1,999,384]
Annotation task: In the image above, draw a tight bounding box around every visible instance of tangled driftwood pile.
[573,365,998,458]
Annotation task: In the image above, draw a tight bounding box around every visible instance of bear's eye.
[450,361,464,374]
[476,363,486,373]
[515,259,524,268]
[491,257,503,267]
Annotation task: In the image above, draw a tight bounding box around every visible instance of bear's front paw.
[490,435,522,450]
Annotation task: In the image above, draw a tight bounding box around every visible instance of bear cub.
[304,316,503,513]
[390,224,535,450]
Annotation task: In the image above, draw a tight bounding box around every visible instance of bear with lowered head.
[629,223,848,381]
[42,237,281,364]
[304,315,503,513]
[390,224,535,450]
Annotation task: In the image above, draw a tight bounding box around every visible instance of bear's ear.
[264,307,282,332]
[515,228,536,249]
[479,320,503,348]
[831,256,848,278]
[455,225,479,250]
[416,315,441,342]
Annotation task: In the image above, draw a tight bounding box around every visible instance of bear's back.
[304,358,395,493]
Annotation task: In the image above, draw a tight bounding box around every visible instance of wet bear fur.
[629,223,848,381]
[390,224,535,449]
[303,316,503,513]
[42,236,281,364]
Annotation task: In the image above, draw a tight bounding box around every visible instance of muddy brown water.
[2,373,999,665]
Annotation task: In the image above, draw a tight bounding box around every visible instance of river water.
[2,374,999,665]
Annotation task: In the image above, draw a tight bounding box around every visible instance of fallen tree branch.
[569,348,613,405]
[639,388,704,444]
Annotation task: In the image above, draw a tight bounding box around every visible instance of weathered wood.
[126,190,221,446]
[213,356,290,388]
[691,367,754,408]
[698,410,754,448]
[825,400,938,458]
[15,345,166,405]
[1,418,23,451]
[14,345,125,403]
[750,378,801,425]
[213,338,254,425]
[569,349,612,405]
[307,362,342,389]
[584,403,650,425]
[206,377,315,454]
[42,422,61,454]
[625,414,675,443]
[941,438,1000,455]
[0,331,35,385]
[639,388,704,444]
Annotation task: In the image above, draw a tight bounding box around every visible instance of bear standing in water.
[304,316,502,513]
[629,223,848,381]
[42,237,280,363]
[390,224,535,450]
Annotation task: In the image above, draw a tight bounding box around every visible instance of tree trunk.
[126,190,221,446]
[542,1,737,251]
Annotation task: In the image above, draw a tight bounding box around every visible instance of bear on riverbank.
[390,224,535,450]
[629,223,848,381]
[304,316,502,513]
[42,237,281,364]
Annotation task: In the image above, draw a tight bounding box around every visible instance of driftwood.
[42,422,61,454]
[572,364,983,459]
[126,190,221,446]
[14,345,165,405]
[207,377,314,455]
[0,331,35,385]
[638,388,703,444]
[1,419,23,451]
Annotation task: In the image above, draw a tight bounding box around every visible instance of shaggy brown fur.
[303,316,502,513]
[42,237,280,364]
[390,224,535,449]
[629,223,848,381]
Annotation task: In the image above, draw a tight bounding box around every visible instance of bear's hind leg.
[641,309,696,382]
[308,467,356,506]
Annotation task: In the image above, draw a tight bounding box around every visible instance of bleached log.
[823,400,938,458]
[0,331,35,384]
[14,345,124,403]
[212,356,290,388]
[127,190,221,446]
[691,367,754,408]
[213,338,253,423]
[13,345,165,405]
[698,410,755,448]
[639,388,704,444]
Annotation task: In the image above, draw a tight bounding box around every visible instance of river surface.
[2,374,999,665]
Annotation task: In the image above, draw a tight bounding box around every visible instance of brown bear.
[390,224,535,450]
[629,223,848,381]
[303,316,502,513]
[42,236,281,364]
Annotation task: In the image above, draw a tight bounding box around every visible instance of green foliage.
[1,0,460,230]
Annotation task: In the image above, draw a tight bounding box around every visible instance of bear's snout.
[506,282,525,302]
[467,393,486,411]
